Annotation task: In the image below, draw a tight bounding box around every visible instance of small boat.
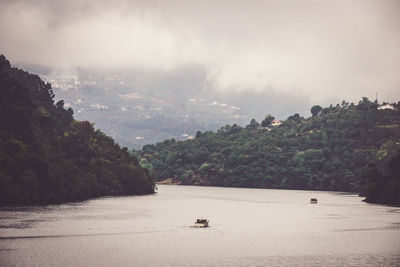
[194,218,209,228]
[310,198,318,204]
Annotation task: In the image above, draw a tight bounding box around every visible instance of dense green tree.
[287,113,301,123]
[261,114,275,127]
[311,105,323,117]
[247,119,260,130]
[0,55,154,205]
[360,153,400,205]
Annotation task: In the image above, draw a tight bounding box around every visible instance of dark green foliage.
[261,114,275,127]
[139,98,400,202]
[0,55,154,205]
[359,153,400,205]
[311,105,323,117]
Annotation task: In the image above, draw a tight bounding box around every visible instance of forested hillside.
[0,55,154,205]
[139,98,400,204]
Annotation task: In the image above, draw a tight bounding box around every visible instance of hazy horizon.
[1,0,400,115]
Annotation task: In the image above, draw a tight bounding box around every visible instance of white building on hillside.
[378,104,395,110]
[271,120,283,126]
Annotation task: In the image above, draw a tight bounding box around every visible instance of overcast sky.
[1,0,399,105]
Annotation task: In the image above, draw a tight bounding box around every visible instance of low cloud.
[1,0,399,105]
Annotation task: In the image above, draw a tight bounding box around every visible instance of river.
[1,185,400,266]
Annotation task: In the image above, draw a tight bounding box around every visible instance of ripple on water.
[1,185,400,266]
[210,254,400,267]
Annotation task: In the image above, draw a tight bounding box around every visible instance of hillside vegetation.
[0,55,154,205]
[139,98,400,204]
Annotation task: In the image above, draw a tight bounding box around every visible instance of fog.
[1,0,399,106]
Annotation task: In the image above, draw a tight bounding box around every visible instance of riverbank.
[156,178,181,185]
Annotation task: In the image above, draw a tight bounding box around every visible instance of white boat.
[194,218,209,228]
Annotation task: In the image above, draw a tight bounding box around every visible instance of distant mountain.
[0,55,154,205]
[22,64,311,149]
[138,98,400,205]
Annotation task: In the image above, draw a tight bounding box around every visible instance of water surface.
[1,185,400,266]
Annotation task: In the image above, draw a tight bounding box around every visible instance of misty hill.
[0,55,154,205]
[22,64,310,149]
[138,99,400,204]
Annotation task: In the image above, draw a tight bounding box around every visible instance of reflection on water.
[1,185,400,266]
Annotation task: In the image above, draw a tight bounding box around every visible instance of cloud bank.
[1,0,399,104]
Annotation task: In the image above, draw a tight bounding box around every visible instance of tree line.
[138,98,400,205]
